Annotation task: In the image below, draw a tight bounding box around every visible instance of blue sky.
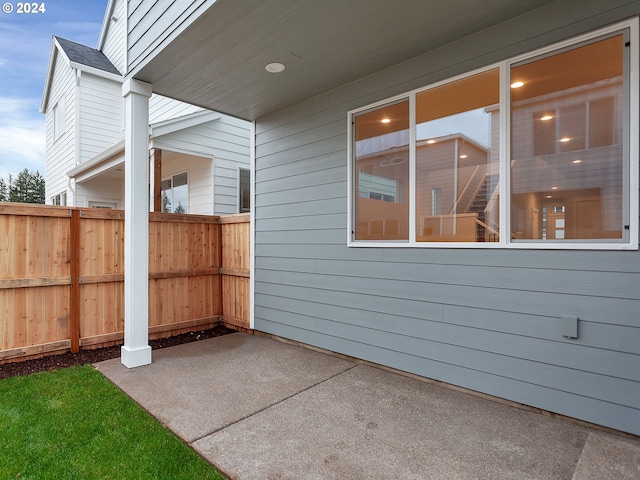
[0,0,108,180]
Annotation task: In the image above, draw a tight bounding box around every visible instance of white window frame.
[238,167,251,213]
[51,192,67,206]
[161,171,189,214]
[53,97,65,141]
[347,18,638,251]
[88,201,117,209]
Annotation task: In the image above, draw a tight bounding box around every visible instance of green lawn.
[0,365,226,479]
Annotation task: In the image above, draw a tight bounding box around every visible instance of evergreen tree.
[29,171,46,204]
[3,169,45,204]
[161,191,171,212]
[0,177,7,202]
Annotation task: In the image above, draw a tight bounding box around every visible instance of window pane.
[173,172,188,187]
[416,69,500,242]
[172,183,188,213]
[239,168,251,212]
[510,35,624,240]
[53,98,65,140]
[160,174,189,213]
[353,100,409,241]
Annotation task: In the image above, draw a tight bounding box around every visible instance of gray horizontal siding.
[252,0,640,436]
[256,318,639,434]
[128,0,211,75]
[254,265,640,327]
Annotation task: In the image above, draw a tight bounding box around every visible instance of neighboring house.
[40,6,251,214]
[101,0,640,437]
[355,134,495,242]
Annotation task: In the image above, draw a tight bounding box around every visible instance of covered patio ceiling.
[132,0,554,121]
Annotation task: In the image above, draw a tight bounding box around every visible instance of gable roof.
[54,36,120,75]
[40,36,122,113]
[97,0,117,51]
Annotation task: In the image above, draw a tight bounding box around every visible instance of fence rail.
[0,203,250,364]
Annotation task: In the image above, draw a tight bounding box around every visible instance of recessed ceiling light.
[551,186,558,190]
[265,62,285,73]
[510,81,524,88]
[459,154,468,159]
[426,139,436,144]
[540,115,553,121]
[560,137,571,143]
[546,195,552,198]
[381,118,391,124]
[572,159,582,164]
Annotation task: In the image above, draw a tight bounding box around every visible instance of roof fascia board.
[150,110,220,137]
[67,139,125,178]
[68,61,123,82]
[97,0,117,50]
[40,39,70,113]
[74,155,124,183]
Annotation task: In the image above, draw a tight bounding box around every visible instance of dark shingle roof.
[54,36,121,75]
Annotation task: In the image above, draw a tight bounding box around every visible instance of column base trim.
[121,345,152,368]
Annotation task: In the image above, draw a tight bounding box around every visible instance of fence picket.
[0,204,250,364]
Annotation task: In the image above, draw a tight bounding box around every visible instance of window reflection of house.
[354,132,497,242]
[354,101,410,241]
[415,135,495,242]
[509,34,624,240]
[355,141,408,240]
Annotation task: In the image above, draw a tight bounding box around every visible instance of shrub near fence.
[0,203,250,364]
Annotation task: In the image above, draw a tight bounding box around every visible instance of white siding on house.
[252,1,640,436]
[76,177,124,209]
[149,94,203,124]
[153,114,251,214]
[78,74,123,164]
[44,53,76,205]
[160,153,211,215]
[101,0,127,74]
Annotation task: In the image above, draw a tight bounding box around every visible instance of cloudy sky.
[0,0,107,180]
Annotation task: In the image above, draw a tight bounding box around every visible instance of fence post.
[153,149,162,212]
[218,217,224,322]
[69,209,80,353]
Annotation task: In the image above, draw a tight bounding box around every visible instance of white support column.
[121,78,152,368]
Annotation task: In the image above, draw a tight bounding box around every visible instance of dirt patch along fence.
[0,203,250,364]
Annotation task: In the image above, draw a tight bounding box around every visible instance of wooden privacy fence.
[0,203,250,364]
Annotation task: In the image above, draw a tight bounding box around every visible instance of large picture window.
[348,20,637,249]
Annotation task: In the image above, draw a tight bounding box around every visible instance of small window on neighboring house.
[161,172,188,213]
[52,192,67,206]
[53,97,65,140]
[239,168,251,212]
[88,201,117,209]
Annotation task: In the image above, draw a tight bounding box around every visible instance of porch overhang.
[130,0,555,121]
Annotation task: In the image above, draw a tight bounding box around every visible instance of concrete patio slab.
[193,363,588,480]
[572,431,640,480]
[95,333,640,480]
[95,333,354,442]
